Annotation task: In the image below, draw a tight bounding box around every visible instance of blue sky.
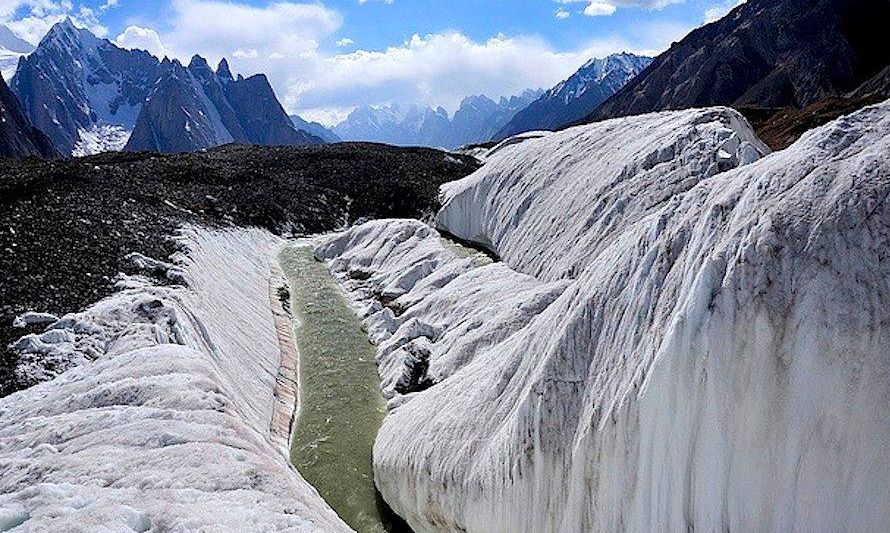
[0,0,742,124]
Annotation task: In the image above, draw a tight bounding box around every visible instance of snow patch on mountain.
[317,100,890,532]
[0,24,33,80]
[1,227,351,532]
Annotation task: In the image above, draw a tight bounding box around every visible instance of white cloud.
[553,0,683,17]
[336,37,354,46]
[298,106,353,127]
[289,31,669,119]
[130,0,686,124]
[114,25,167,57]
[584,1,617,16]
[555,8,570,19]
[161,0,341,62]
[2,1,107,44]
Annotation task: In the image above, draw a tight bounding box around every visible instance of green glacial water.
[280,237,492,533]
[279,245,407,533]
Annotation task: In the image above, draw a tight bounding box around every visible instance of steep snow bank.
[318,103,890,532]
[0,227,351,532]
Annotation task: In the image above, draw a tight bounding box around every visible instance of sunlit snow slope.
[318,102,890,533]
[0,228,351,532]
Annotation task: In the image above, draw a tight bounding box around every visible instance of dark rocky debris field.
[0,143,480,397]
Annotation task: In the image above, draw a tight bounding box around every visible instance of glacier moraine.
[1,100,889,532]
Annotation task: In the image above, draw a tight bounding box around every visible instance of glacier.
[71,125,132,157]
[317,102,890,532]
[0,227,350,532]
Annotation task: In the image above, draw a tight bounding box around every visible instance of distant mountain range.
[10,19,321,155]
[290,115,340,143]
[332,53,653,148]
[333,90,543,149]
[494,53,651,140]
[0,25,34,81]
[588,0,890,142]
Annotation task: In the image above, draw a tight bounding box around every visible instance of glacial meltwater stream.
[280,237,494,533]
[280,245,404,533]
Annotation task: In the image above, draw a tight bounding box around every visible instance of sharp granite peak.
[10,19,322,155]
[494,52,652,140]
[125,54,322,153]
[12,19,159,155]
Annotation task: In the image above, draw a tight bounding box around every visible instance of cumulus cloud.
[162,0,341,62]
[0,0,108,43]
[3,0,690,127]
[121,0,686,125]
[554,0,683,17]
[114,25,167,58]
[584,1,617,16]
[555,8,570,19]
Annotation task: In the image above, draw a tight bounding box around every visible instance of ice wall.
[0,228,351,532]
[437,107,768,281]
[318,103,890,532]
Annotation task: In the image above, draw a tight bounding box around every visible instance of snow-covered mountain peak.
[41,18,98,52]
[555,52,652,99]
[335,89,541,149]
[580,51,649,78]
[494,53,651,140]
[11,22,312,155]
[11,19,162,153]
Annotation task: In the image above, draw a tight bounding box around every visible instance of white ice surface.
[1,227,351,532]
[317,103,890,533]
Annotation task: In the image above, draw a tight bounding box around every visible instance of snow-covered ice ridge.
[0,227,351,532]
[317,102,890,532]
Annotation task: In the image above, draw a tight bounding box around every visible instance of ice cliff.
[0,228,350,532]
[317,103,890,532]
